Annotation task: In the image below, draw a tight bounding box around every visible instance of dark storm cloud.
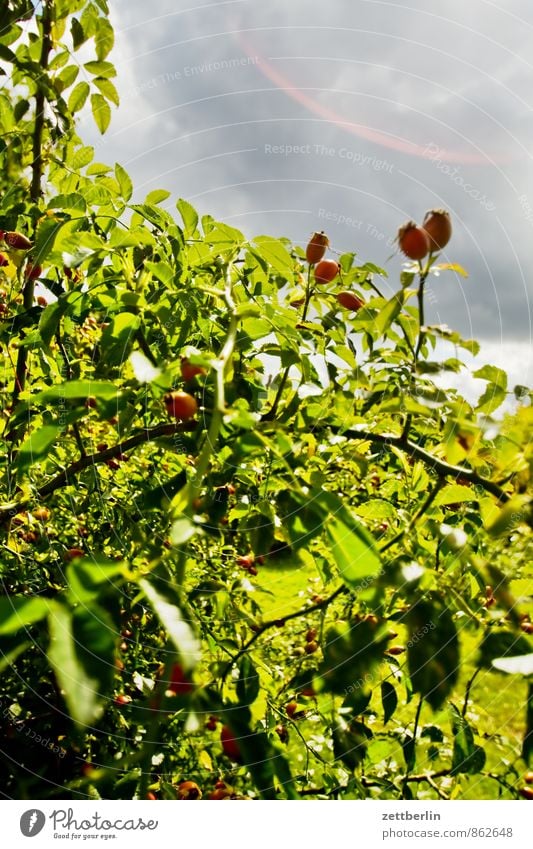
[84,0,532,365]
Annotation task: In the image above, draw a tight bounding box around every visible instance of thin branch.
[12,0,53,409]
[380,475,445,554]
[221,584,346,677]
[334,426,511,503]
[0,422,196,522]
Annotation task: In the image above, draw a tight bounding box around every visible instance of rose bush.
[0,0,531,801]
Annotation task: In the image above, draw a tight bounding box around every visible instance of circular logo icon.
[20,810,46,838]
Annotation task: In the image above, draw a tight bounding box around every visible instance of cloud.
[81,0,532,351]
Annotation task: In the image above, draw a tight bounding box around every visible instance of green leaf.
[36,380,120,403]
[324,510,381,591]
[92,76,119,106]
[0,596,51,635]
[99,312,141,366]
[95,17,114,60]
[0,637,31,673]
[356,499,397,520]
[56,64,79,92]
[32,218,65,264]
[252,236,293,276]
[139,580,200,671]
[405,600,459,710]
[320,619,391,694]
[91,92,111,133]
[16,425,61,474]
[84,60,116,78]
[205,222,244,248]
[68,80,90,113]
[485,494,531,537]
[114,162,132,201]
[381,680,398,724]
[139,471,188,511]
[48,602,116,727]
[222,706,277,798]
[450,703,486,774]
[241,317,271,341]
[145,260,174,286]
[236,656,260,706]
[146,189,171,205]
[474,364,507,388]
[176,198,198,237]
[71,18,86,49]
[476,382,507,414]
[71,144,94,168]
[434,485,478,506]
[373,289,406,338]
[67,557,127,604]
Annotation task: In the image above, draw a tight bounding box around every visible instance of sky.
[80,0,533,396]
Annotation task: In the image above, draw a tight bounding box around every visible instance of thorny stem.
[401,257,431,442]
[12,0,53,410]
[174,267,239,585]
[261,265,313,422]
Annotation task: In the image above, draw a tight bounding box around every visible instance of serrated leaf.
[91,92,111,133]
[92,76,119,106]
[139,580,200,671]
[373,289,406,338]
[176,198,198,237]
[68,80,90,113]
[476,382,507,414]
[434,485,478,506]
[146,189,171,205]
[115,162,132,201]
[95,17,114,60]
[474,364,507,390]
[252,236,293,276]
[405,600,459,710]
[84,60,116,78]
